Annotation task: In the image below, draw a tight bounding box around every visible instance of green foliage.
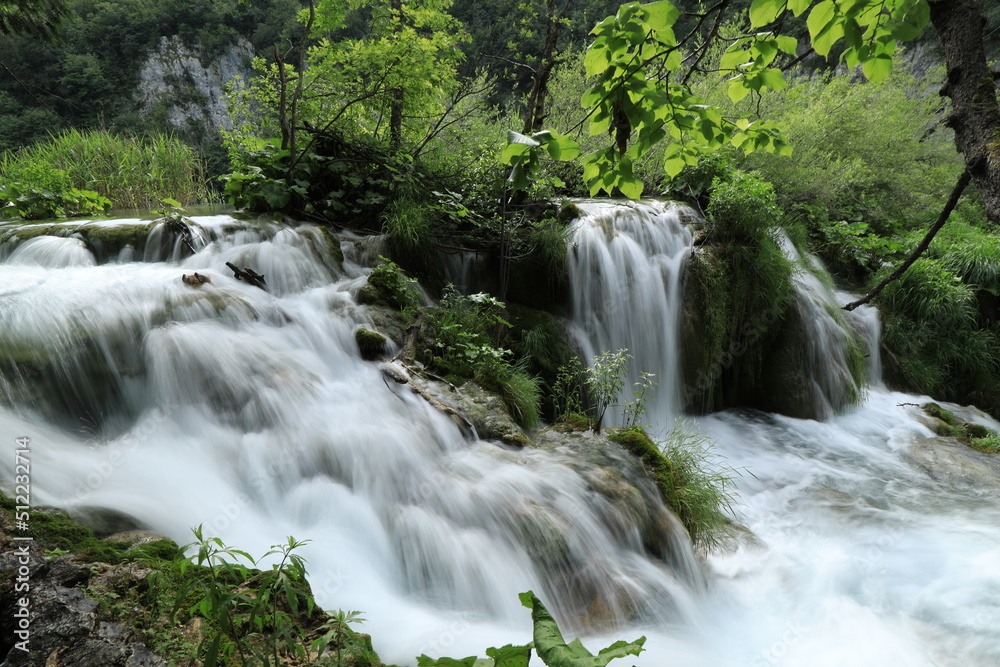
[0,182,110,220]
[970,435,1000,454]
[608,423,736,550]
[382,196,445,283]
[551,357,587,421]
[733,66,961,238]
[0,129,209,208]
[706,170,780,239]
[878,248,1000,414]
[622,372,657,430]
[418,591,644,667]
[174,526,318,667]
[425,287,542,427]
[584,349,630,433]
[365,258,422,314]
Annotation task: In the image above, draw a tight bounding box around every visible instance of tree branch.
[842,169,971,311]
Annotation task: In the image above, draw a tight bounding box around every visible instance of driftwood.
[380,362,475,438]
[225,262,267,290]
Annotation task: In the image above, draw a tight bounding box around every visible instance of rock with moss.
[355,327,388,361]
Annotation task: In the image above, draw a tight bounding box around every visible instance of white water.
[0,214,700,663]
[3,207,1000,665]
[567,200,693,424]
[561,202,1000,665]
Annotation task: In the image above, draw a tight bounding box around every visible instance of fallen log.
[225,261,267,290]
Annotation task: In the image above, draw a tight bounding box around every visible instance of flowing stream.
[1,207,999,665]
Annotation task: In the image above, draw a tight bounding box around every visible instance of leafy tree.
[0,0,70,41]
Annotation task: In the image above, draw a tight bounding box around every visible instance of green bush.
[425,287,542,428]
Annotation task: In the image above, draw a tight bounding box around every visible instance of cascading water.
[564,201,1000,665]
[567,200,693,426]
[0,214,704,664]
[4,205,1000,665]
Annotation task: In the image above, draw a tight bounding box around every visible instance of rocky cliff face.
[135,36,254,143]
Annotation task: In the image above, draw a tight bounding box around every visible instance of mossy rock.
[607,426,676,511]
[557,201,583,225]
[355,327,387,361]
[76,223,156,260]
[356,283,381,305]
[301,225,345,274]
[553,412,593,432]
[963,422,993,439]
[923,402,959,426]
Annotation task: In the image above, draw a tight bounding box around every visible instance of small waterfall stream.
[567,200,693,426]
[2,204,1000,665]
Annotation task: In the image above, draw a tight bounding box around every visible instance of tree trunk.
[929,0,1000,224]
[389,0,404,149]
[522,0,573,133]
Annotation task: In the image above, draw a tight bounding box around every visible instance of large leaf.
[749,0,782,27]
[485,644,532,667]
[519,591,646,667]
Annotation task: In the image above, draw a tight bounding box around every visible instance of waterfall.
[0,214,702,664]
[566,200,693,428]
[4,209,1000,665]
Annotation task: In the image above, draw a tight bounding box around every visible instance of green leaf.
[807,0,836,45]
[546,133,582,161]
[812,19,845,57]
[728,78,750,103]
[484,644,532,667]
[506,130,540,147]
[416,656,482,667]
[749,0,782,27]
[643,0,680,33]
[787,0,811,15]
[720,48,749,71]
[862,53,893,83]
[500,142,531,165]
[520,591,645,667]
[776,35,797,54]
[758,68,787,91]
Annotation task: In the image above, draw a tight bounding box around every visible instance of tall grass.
[0,129,209,209]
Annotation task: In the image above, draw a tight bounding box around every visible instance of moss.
[365,260,420,312]
[963,422,992,439]
[355,327,387,361]
[970,435,1000,453]
[923,402,959,426]
[356,283,380,305]
[607,427,678,512]
[76,223,155,259]
[557,201,583,225]
[554,412,592,432]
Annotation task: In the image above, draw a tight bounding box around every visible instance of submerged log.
[225,261,267,290]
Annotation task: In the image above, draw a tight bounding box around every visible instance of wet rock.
[417,377,533,447]
[355,327,388,361]
[180,272,210,287]
[903,436,1000,491]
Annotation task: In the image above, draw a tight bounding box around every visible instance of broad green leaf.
[728,78,750,103]
[862,53,893,82]
[415,655,482,667]
[484,645,531,667]
[758,68,786,90]
[787,0,811,16]
[643,0,680,33]
[812,19,845,57]
[807,0,836,44]
[720,48,749,71]
[664,48,683,71]
[752,38,778,66]
[506,130,540,147]
[519,591,645,667]
[776,35,797,54]
[545,133,582,161]
[500,142,530,165]
[749,0,782,27]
